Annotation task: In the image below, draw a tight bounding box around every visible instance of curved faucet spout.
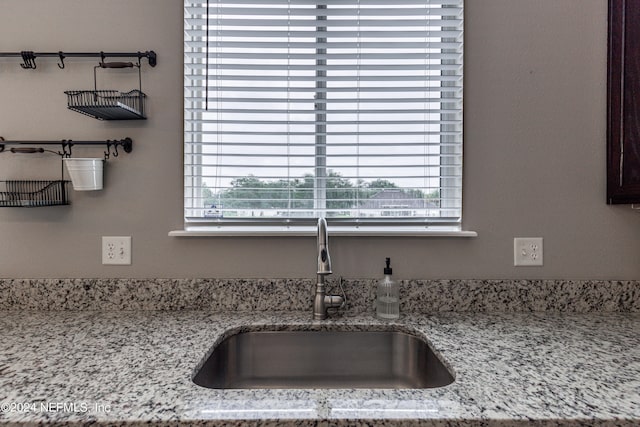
[314,217,342,319]
[317,217,332,275]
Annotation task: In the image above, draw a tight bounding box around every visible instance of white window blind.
[184,0,463,228]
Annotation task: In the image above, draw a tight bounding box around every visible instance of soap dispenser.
[376,257,399,319]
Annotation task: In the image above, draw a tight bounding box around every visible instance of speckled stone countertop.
[1,310,639,426]
[1,278,639,312]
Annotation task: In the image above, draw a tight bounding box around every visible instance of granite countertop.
[0,310,639,426]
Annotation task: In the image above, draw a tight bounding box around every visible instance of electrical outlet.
[514,237,543,266]
[102,236,131,265]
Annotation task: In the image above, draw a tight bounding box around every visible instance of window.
[183,0,463,232]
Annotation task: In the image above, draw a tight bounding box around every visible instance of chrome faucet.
[314,218,344,320]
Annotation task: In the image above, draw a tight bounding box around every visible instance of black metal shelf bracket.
[0,51,157,69]
[0,137,133,160]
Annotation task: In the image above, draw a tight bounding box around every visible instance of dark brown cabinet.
[608,0,640,203]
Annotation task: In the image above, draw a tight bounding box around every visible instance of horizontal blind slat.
[184,63,462,71]
[186,108,461,114]
[185,29,461,38]
[186,130,461,136]
[186,41,461,50]
[206,7,460,16]
[185,86,462,93]
[185,19,460,28]
[186,0,461,6]
[183,141,462,147]
[185,98,462,104]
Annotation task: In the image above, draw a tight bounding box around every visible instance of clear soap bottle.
[376,257,399,319]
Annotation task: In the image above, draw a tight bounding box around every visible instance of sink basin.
[193,329,454,389]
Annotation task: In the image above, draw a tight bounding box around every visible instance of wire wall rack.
[0,50,156,120]
[0,137,133,207]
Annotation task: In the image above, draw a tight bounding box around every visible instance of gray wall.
[1,0,638,280]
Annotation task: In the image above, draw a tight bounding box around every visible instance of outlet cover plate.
[514,237,543,266]
[102,236,132,265]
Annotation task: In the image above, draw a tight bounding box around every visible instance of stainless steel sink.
[193,329,454,389]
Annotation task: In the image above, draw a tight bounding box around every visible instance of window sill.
[168,226,477,237]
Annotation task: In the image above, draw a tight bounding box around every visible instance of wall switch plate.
[102,236,132,265]
[514,237,543,266]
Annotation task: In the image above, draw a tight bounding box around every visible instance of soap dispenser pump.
[376,257,399,319]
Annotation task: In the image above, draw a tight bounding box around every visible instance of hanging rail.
[0,51,156,69]
[0,137,132,159]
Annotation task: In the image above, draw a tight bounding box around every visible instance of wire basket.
[0,180,70,207]
[65,61,147,120]
[65,89,146,120]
